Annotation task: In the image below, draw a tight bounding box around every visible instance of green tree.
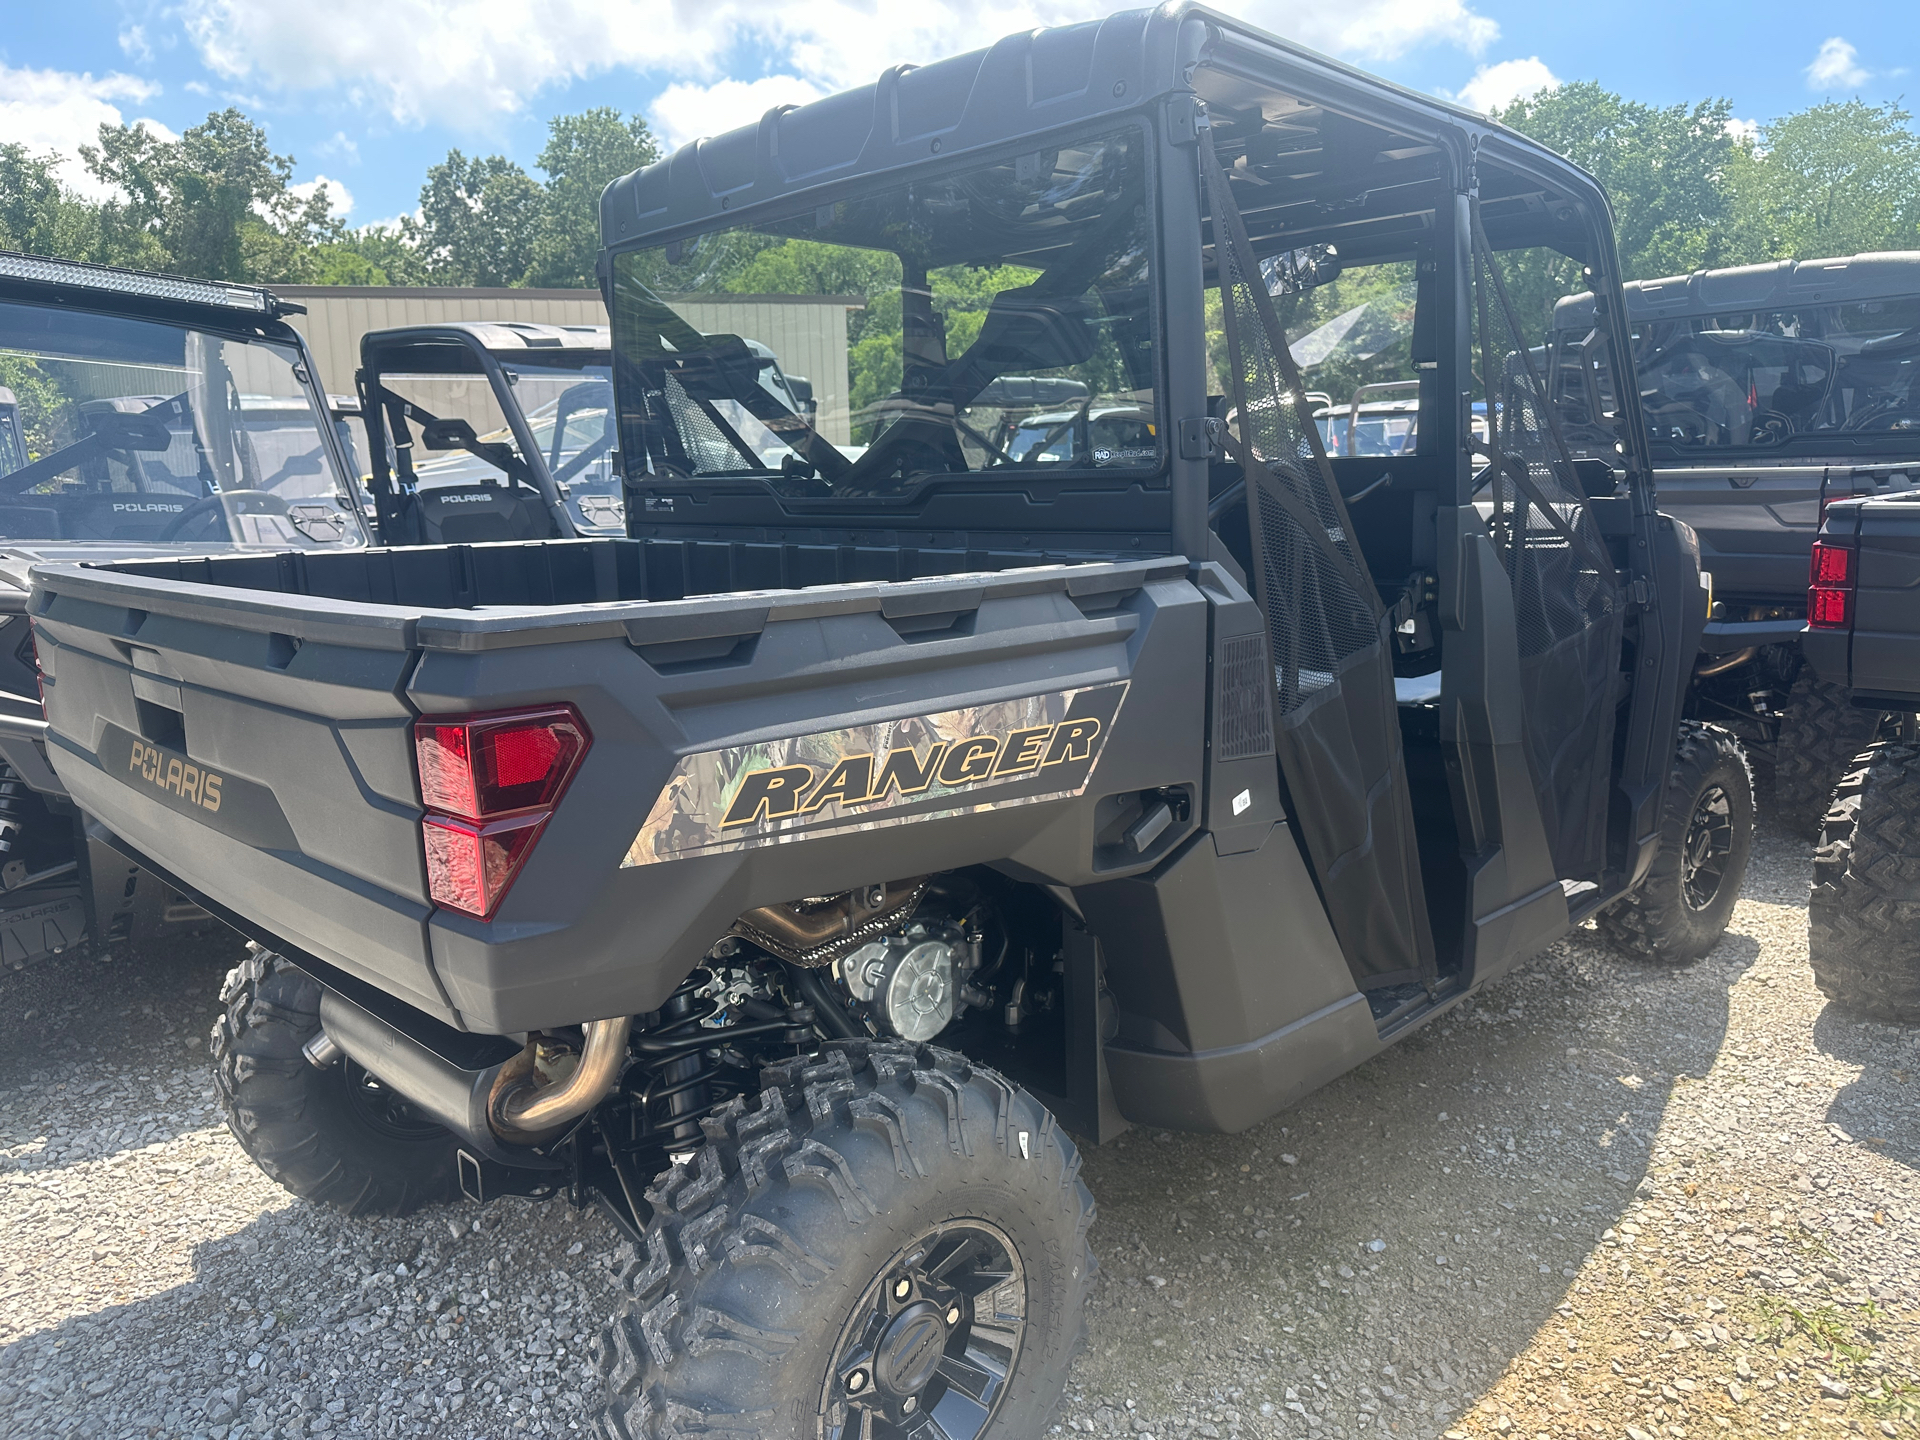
[1732,101,1920,259]
[526,108,660,288]
[308,224,429,286]
[0,145,101,260]
[82,109,342,281]
[1497,82,1751,279]
[405,151,545,286]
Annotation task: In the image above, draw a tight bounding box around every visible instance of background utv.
[29,8,1751,1436]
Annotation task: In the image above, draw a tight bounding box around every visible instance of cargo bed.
[32,538,1196,1032]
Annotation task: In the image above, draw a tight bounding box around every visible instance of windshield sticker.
[623,681,1128,866]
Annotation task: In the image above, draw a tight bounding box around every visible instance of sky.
[2,0,1916,230]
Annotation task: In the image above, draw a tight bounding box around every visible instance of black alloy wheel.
[340,1058,449,1143]
[821,1221,1027,1439]
[1597,721,1754,964]
[1679,785,1735,912]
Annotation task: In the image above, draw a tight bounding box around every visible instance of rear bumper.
[1698,617,1807,655]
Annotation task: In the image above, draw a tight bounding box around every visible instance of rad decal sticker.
[623,681,1129,866]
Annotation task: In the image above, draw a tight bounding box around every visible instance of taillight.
[1808,541,1856,631]
[413,705,590,918]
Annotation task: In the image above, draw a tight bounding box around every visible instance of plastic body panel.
[30,553,1206,1033]
[1814,497,1920,707]
[1658,464,1827,604]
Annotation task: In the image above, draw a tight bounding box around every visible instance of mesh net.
[1472,217,1623,881]
[1481,340,1618,661]
[1210,172,1381,719]
[661,373,757,474]
[1202,121,1434,991]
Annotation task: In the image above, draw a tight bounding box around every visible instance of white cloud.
[1806,37,1868,90]
[176,0,1499,135]
[119,25,153,62]
[1724,116,1760,143]
[315,130,361,163]
[650,75,825,149]
[0,63,161,198]
[1452,56,1559,115]
[291,175,355,218]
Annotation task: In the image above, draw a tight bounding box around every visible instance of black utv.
[0,250,374,971]
[29,8,1750,1435]
[1799,495,1920,1024]
[1552,253,1920,829]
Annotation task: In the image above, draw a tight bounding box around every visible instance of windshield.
[1604,297,1919,454]
[376,360,622,533]
[0,301,366,548]
[611,126,1158,502]
[507,361,621,531]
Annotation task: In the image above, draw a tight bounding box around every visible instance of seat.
[416,486,557,544]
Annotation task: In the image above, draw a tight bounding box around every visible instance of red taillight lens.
[421,813,549,918]
[1810,542,1854,588]
[415,706,588,821]
[413,705,590,918]
[1808,541,1856,631]
[1809,586,1852,628]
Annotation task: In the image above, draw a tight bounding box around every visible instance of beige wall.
[271,288,606,399]
[663,296,857,446]
[271,287,860,445]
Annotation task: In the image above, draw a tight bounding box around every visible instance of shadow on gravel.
[1068,925,1752,1433]
[1811,1005,1920,1177]
[0,1190,615,1439]
[0,930,246,1170]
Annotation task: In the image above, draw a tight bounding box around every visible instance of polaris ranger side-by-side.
[1553,255,1920,829]
[0,252,374,970]
[1800,496,1920,1023]
[31,10,1750,1435]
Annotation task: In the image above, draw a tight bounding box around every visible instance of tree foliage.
[0,90,1914,294]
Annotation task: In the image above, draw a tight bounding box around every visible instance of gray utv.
[1552,253,1920,829]
[29,8,1748,1435]
[0,251,373,970]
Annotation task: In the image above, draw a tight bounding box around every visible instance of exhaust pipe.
[314,990,629,1161]
[489,1016,633,1144]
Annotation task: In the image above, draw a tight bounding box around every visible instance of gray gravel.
[2,828,1915,1439]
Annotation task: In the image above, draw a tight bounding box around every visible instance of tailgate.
[1849,500,1920,707]
[30,572,450,1016]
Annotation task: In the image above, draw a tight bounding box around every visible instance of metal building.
[270,286,862,445]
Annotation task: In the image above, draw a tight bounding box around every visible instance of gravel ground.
[1,828,1915,1440]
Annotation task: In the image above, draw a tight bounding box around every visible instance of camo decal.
[623,681,1129,866]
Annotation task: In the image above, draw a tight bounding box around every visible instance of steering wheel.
[158,489,293,543]
[1749,410,1795,446]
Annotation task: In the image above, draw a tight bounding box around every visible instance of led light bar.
[0,250,276,314]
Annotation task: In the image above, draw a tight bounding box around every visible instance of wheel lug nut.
[946,1304,963,1326]
[893,1278,912,1301]
[847,1369,868,1394]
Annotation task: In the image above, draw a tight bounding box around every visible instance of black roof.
[1554,252,1920,330]
[600,4,1606,253]
[360,322,611,376]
